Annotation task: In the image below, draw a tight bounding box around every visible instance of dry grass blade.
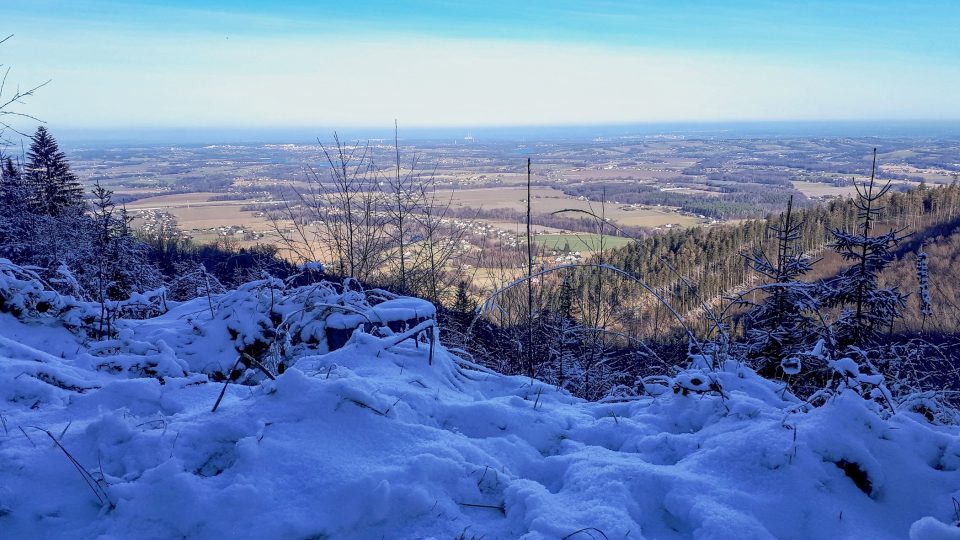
[18,425,36,447]
[31,427,111,507]
[58,421,72,441]
[561,527,610,540]
[457,501,505,514]
[346,398,387,416]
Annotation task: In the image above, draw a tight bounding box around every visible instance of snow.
[1,264,959,538]
[911,517,960,540]
[780,357,801,376]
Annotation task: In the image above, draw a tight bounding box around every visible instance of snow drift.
[0,261,958,539]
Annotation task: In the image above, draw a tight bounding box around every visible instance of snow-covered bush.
[0,258,170,341]
[165,263,226,302]
[0,259,67,319]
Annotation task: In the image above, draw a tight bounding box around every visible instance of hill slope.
[0,268,959,539]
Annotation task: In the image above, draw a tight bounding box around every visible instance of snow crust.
[1,271,959,538]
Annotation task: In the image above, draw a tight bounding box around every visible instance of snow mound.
[0,268,958,538]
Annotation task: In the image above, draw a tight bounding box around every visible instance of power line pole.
[526,157,533,377]
[395,119,406,294]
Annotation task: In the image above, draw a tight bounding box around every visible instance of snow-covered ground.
[1,269,959,539]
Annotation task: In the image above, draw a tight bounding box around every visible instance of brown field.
[483,221,566,234]
[165,205,274,231]
[881,164,958,184]
[125,192,229,209]
[791,181,860,198]
[464,265,526,292]
[126,184,701,267]
[560,165,691,183]
[434,186,556,212]
[436,186,701,228]
[127,192,277,240]
[665,187,719,197]
[611,209,698,228]
[793,178,929,199]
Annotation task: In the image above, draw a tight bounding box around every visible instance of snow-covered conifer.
[737,196,821,374]
[0,156,35,261]
[25,126,84,217]
[819,149,906,347]
[915,250,932,331]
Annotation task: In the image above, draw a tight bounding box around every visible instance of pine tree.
[452,281,476,321]
[0,156,34,260]
[1,156,29,208]
[738,196,820,372]
[25,127,84,216]
[541,274,582,390]
[441,280,478,350]
[90,181,114,247]
[93,186,158,301]
[916,250,932,332]
[90,181,116,337]
[820,149,906,347]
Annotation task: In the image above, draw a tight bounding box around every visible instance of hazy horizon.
[43,120,960,148]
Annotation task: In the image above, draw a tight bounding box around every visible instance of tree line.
[560,180,809,219]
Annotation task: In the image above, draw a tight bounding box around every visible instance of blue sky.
[3,0,960,130]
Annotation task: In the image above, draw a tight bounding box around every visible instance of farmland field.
[533,233,635,253]
[790,181,859,198]
[122,186,701,251]
[436,186,701,229]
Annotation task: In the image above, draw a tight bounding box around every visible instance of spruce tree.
[452,280,477,322]
[820,149,906,347]
[441,280,478,351]
[0,156,34,260]
[738,196,819,372]
[89,182,158,308]
[915,250,932,332]
[1,156,28,209]
[542,274,582,390]
[25,126,84,216]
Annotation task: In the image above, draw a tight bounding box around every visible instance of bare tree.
[271,134,389,283]
[0,35,49,145]
[409,176,472,304]
[382,121,426,294]
[525,158,534,376]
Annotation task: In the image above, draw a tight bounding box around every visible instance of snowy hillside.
[1,262,959,539]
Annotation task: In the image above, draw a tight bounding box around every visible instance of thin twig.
[457,501,505,513]
[211,357,243,413]
[561,527,610,540]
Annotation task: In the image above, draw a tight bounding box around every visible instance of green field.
[533,234,635,253]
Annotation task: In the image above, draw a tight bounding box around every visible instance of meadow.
[533,233,635,253]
